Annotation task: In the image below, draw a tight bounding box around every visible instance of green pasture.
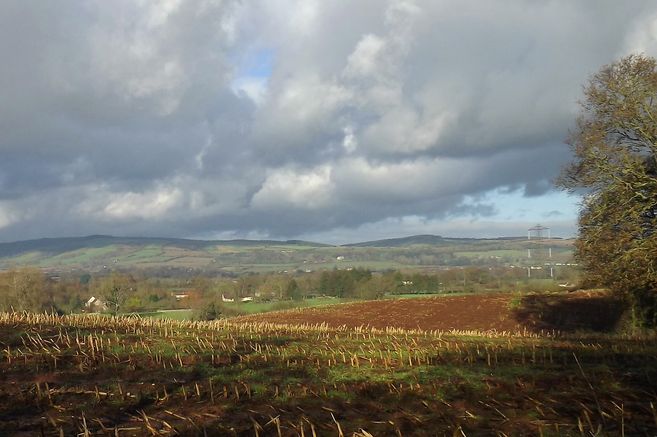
[135,296,351,320]
[46,245,120,266]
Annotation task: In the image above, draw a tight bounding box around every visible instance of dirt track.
[233,294,523,331]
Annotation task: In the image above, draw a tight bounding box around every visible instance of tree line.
[0,264,579,315]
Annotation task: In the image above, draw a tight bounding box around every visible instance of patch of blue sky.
[297,188,580,245]
[461,187,580,223]
[238,48,274,78]
[230,48,274,104]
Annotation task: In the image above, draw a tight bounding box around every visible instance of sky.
[1,0,657,245]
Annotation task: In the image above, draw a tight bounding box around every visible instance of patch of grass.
[212,297,349,316]
[47,245,121,265]
[139,309,194,320]
[6,251,42,264]
[508,292,524,309]
[119,246,173,264]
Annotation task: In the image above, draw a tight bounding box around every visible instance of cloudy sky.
[1,0,656,244]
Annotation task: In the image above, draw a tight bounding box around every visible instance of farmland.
[1,293,656,435]
[232,294,521,332]
[0,235,574,274]
[234,291,625,333]
[135,297,354,320]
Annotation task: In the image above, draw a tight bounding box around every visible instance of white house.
[85,296,107,312]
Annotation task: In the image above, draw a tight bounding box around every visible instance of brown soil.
[233,293,522,332]
[234,290,625,333]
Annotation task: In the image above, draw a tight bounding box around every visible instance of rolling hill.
[344,234,483,247]
[0,234,573,274]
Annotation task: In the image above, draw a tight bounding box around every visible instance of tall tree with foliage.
[559,54,657,327]
[285,279,302,301]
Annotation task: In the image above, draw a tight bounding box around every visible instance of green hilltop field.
[0,234,574,275]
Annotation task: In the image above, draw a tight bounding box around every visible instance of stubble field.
[0,292,655,436]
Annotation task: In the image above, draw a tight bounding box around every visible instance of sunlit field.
[1,297,656,435]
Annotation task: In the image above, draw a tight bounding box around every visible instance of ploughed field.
[234,290,625,334]
[233,294,521,332]
[1,304,656,436]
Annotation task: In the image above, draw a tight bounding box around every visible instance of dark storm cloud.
[0,0,655,241]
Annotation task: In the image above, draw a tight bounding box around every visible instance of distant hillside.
[0,234,573,275]
[0,235,329,258]
[343,234,528,247]
[344,234,447,247]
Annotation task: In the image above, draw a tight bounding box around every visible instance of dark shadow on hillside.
[513,292,626,332]
[0,235,331,258]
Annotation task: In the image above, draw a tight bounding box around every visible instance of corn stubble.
[0,311,656,435]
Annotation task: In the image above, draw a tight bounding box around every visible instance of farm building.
[84,296,107,312]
